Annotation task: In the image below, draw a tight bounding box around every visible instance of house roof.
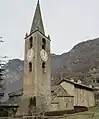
[58,79,94,91]
[51,85,73,104]
[53,85,73,97]
[0,103,19,107]
[51,85,59,92]
[8,89,23,97]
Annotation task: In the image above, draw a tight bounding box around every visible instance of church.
[19,0,51,114]
[16,0,95,115]
[3,0,95,117]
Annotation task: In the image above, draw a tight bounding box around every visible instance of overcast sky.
[0,0,99,60]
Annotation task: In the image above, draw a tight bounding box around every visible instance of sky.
[0,0,99,60]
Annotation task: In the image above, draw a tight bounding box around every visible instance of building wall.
[74,86,95,107]
[60,81,95,108]
[58,97,74,110]
[60,82,74,96]
[74,87,87,107]
[51,103,59,111]
[51,96,74,111]
[23,31,51,112]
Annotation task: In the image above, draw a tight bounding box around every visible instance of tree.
[0,58,5,103]
[0,38,6,103]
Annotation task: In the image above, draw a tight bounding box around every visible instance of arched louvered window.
[42,38,46,50]
[42,62,46,69]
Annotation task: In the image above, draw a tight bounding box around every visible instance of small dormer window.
[29,37,33,49]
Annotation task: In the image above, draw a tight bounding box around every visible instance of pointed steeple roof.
[30,0,45,34]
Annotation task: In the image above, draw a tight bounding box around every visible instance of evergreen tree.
[0,38,5,103]
[0,60,5,103]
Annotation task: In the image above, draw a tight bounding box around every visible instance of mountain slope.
[4,38,99,93]
[4,59,24,93]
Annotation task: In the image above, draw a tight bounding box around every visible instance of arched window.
[42,62,46,69]
[29,62,32,72]
[42,38,46,49]
[42,62,46,73]
[33,97,36,106]
[29,37,33,49]
[29,97,36,106]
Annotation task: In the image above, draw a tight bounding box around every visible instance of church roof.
[51,85,73,104]
[58,79,94,91]
[53,85,72,97]
[30,0,45,34]
[51,85,58,92]
[51,85,73,103]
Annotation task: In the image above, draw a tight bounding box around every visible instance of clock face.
[40,49,48,62]
[27,49,34,62]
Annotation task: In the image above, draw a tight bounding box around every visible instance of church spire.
[30,1,45,34]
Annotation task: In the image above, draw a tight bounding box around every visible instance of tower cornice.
[25,30,51,41]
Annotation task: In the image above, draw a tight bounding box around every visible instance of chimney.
[89,84,92,88]
[71,79,74,82]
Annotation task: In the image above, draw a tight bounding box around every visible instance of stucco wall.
[60,81,95,108]
[51,103,59,111]
[23,31,51,112]
[51,96,74,111]
[58,97,74,110]
[74,87,88,107]
[60,82,74,96]
[74,86,95,107]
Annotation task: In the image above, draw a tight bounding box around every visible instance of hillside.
[4,38,99,93]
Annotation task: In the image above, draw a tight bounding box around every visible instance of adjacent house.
[50,79,95,112]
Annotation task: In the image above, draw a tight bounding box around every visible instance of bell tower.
[19,1,51,115]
